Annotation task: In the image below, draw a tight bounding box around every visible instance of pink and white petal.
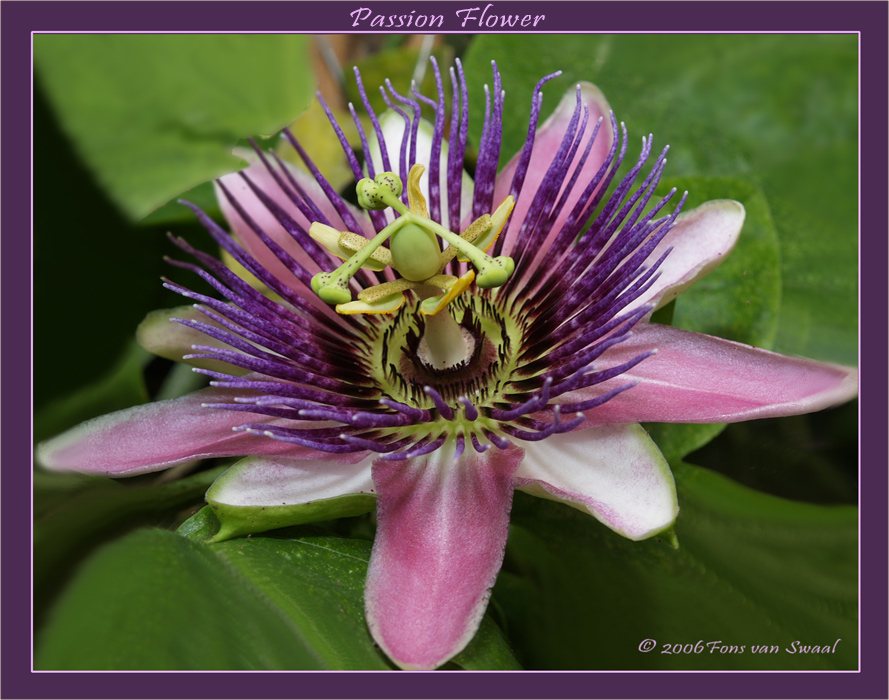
[365,442,523,670]
[215,149,370,284]
[36,386,327,477]
[491,82,613,258]
[369,112,475,225]
[515,424,678,540]
[565,323,859,425]
[626,199,746,316]
[206,454,375,540]
[136,305,245,374]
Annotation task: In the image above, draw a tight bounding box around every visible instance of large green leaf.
[36,508,521,670]
[497,463,857,670]
[34,34,315,220]
[33,465,226,631]
[463,34,857,364]
[36,520,388,670]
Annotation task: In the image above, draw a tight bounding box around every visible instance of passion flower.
[38,59,857,670]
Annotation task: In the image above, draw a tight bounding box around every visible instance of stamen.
[164,60,688,479]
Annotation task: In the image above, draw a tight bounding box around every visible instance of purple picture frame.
[4,2,886,698]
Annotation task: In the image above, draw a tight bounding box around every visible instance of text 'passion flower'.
[38,59,858,670]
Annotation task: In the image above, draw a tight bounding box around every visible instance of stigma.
[309,165,515,317]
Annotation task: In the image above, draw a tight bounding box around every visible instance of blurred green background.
[33,33,858,670]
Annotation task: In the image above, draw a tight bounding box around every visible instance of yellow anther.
[458,195,514,261]
[357,278,416,303]
[309,223,390,272]
[439,214,491,268]
[338,231,393,268]
[336,292,406,315]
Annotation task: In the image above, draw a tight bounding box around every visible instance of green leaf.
[34,35,315,220]
[498,464,857,670]
[451,615,522,670]
[140,180,221,226]
[33,466,226,631]
[36,525,388,670]
[686,402,859,505]
[33,80,177,407]
[37,511,520,670]
[463,34,857,364]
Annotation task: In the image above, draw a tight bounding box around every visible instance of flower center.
[307,165,521,410]
[364,291,522,413]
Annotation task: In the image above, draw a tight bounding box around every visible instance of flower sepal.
[659,526,680,550]
[208,493,377,542]
[136,305,247,374]
[206,454,377,542]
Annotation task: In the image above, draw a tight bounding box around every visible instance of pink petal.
[565,323,858,425]
[208,454,374,507]
[515,424,678,540]
[215,149,370,286]
[365,442,523,670]
[491,83,613,258]
[627,199,746,315]
[36,387,330,476]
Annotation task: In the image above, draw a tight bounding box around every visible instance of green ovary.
[389,222,442,282]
